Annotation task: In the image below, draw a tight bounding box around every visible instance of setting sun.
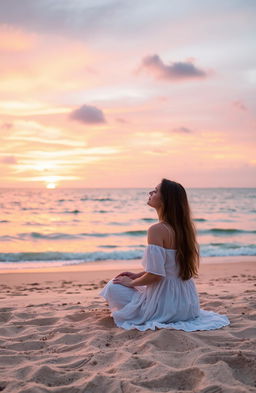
[46,183,56,189]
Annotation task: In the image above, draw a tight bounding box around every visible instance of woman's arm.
[113,223,168,288]
[131,272,162,286]
[113,272,162,287]
[114,271,145,279]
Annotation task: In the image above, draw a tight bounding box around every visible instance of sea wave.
[1,226,255,243]
[63,209,81,214]
[0,250,143,263]
[80,197,114,202]
[0,230,148,241]
[200,243,256,257]
[0,243,255,267]
[198,228,256,235]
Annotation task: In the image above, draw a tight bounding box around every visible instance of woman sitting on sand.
[100,179,230,331]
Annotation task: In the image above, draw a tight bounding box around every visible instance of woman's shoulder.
[148,222,162,230]
[148,222,174,234]
[147,222,166,236]
[147,222,175,248]
[147,223,167,247]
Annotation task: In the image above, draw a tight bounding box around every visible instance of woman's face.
[147,184,163,209]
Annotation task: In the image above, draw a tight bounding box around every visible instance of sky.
[0,0,255,188]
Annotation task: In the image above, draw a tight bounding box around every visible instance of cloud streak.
[141,54,207,81]
[0,0,126,39]
[1,156,17,164]
[172,127,193,134]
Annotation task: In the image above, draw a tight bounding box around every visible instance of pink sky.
[0,0,255,188]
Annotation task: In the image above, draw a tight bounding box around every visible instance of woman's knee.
[104,279,121,298]
[105,279,135,309]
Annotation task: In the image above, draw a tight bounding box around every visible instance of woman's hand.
[114,271,138,280]
[113,276,134,287]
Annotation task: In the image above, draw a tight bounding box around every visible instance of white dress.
[100,244,230,331]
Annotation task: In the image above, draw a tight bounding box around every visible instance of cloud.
[70,104,106,124]
[0,25,37,52]
[116,117,129,124]
[232,100,247,111]
[172,127,193,134]
[0,101,70,116]
[1,122,13,129]
[0,0,126,39]
[1,156,17,164]
[1,122,14,138]
[141,54,207,81]
[147,148,166,155]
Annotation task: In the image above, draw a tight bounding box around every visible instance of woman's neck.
[156,208,165,222]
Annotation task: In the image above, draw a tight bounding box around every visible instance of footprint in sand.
[199,385,223,393]
[65,311,91,322]
[29,365,83,387]
[6,341,45,352]
[133,367,204,391]
[14,317,59,326]
[139,329,200,353]
[0,312,12,323]
[0,382,7,391]
[120,355,154,370]
[197,350,256,387]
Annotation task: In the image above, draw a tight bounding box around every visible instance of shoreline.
[0,254,255,275]
[0,258,255,289]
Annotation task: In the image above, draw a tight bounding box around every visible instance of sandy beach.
[0,259,256,393]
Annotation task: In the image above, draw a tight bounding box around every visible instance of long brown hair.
[160,179,199,280]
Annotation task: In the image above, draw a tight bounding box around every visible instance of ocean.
[0,188,255,270]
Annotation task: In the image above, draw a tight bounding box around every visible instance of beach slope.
[0,260,255,393]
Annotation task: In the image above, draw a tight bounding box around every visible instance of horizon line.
[0,186,255,190]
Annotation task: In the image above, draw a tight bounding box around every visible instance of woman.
[100,179,230,331]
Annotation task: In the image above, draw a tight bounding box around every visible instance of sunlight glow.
[0,101,70,116]
[35,162,55,172]
[44,176,58,189]
[46,183,56,189]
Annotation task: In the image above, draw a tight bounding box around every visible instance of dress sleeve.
[142,245,166,277]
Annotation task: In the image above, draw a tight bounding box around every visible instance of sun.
[44,176,58,189]
[46,183,57,189]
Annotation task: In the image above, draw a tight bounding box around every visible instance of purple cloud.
[172,127,193,134]
[70,104,106,124]
[1,156,17,164]
[116,118,129,124]
[233,101,247,111]
[1,122,13,130]
[141,55,206,80]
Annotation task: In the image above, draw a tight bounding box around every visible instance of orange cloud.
[0,30,97,97]
[0,24,38,52]
[1,155,17,164]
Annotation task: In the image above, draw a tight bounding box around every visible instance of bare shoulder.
[147,222,175,248]
[147,223,165,247]
[148,222,165,233]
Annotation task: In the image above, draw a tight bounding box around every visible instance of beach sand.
[0,259,256,393]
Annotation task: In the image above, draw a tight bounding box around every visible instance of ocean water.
[0,188,255,270]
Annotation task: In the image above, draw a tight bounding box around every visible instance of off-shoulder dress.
[100,244,230,331]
